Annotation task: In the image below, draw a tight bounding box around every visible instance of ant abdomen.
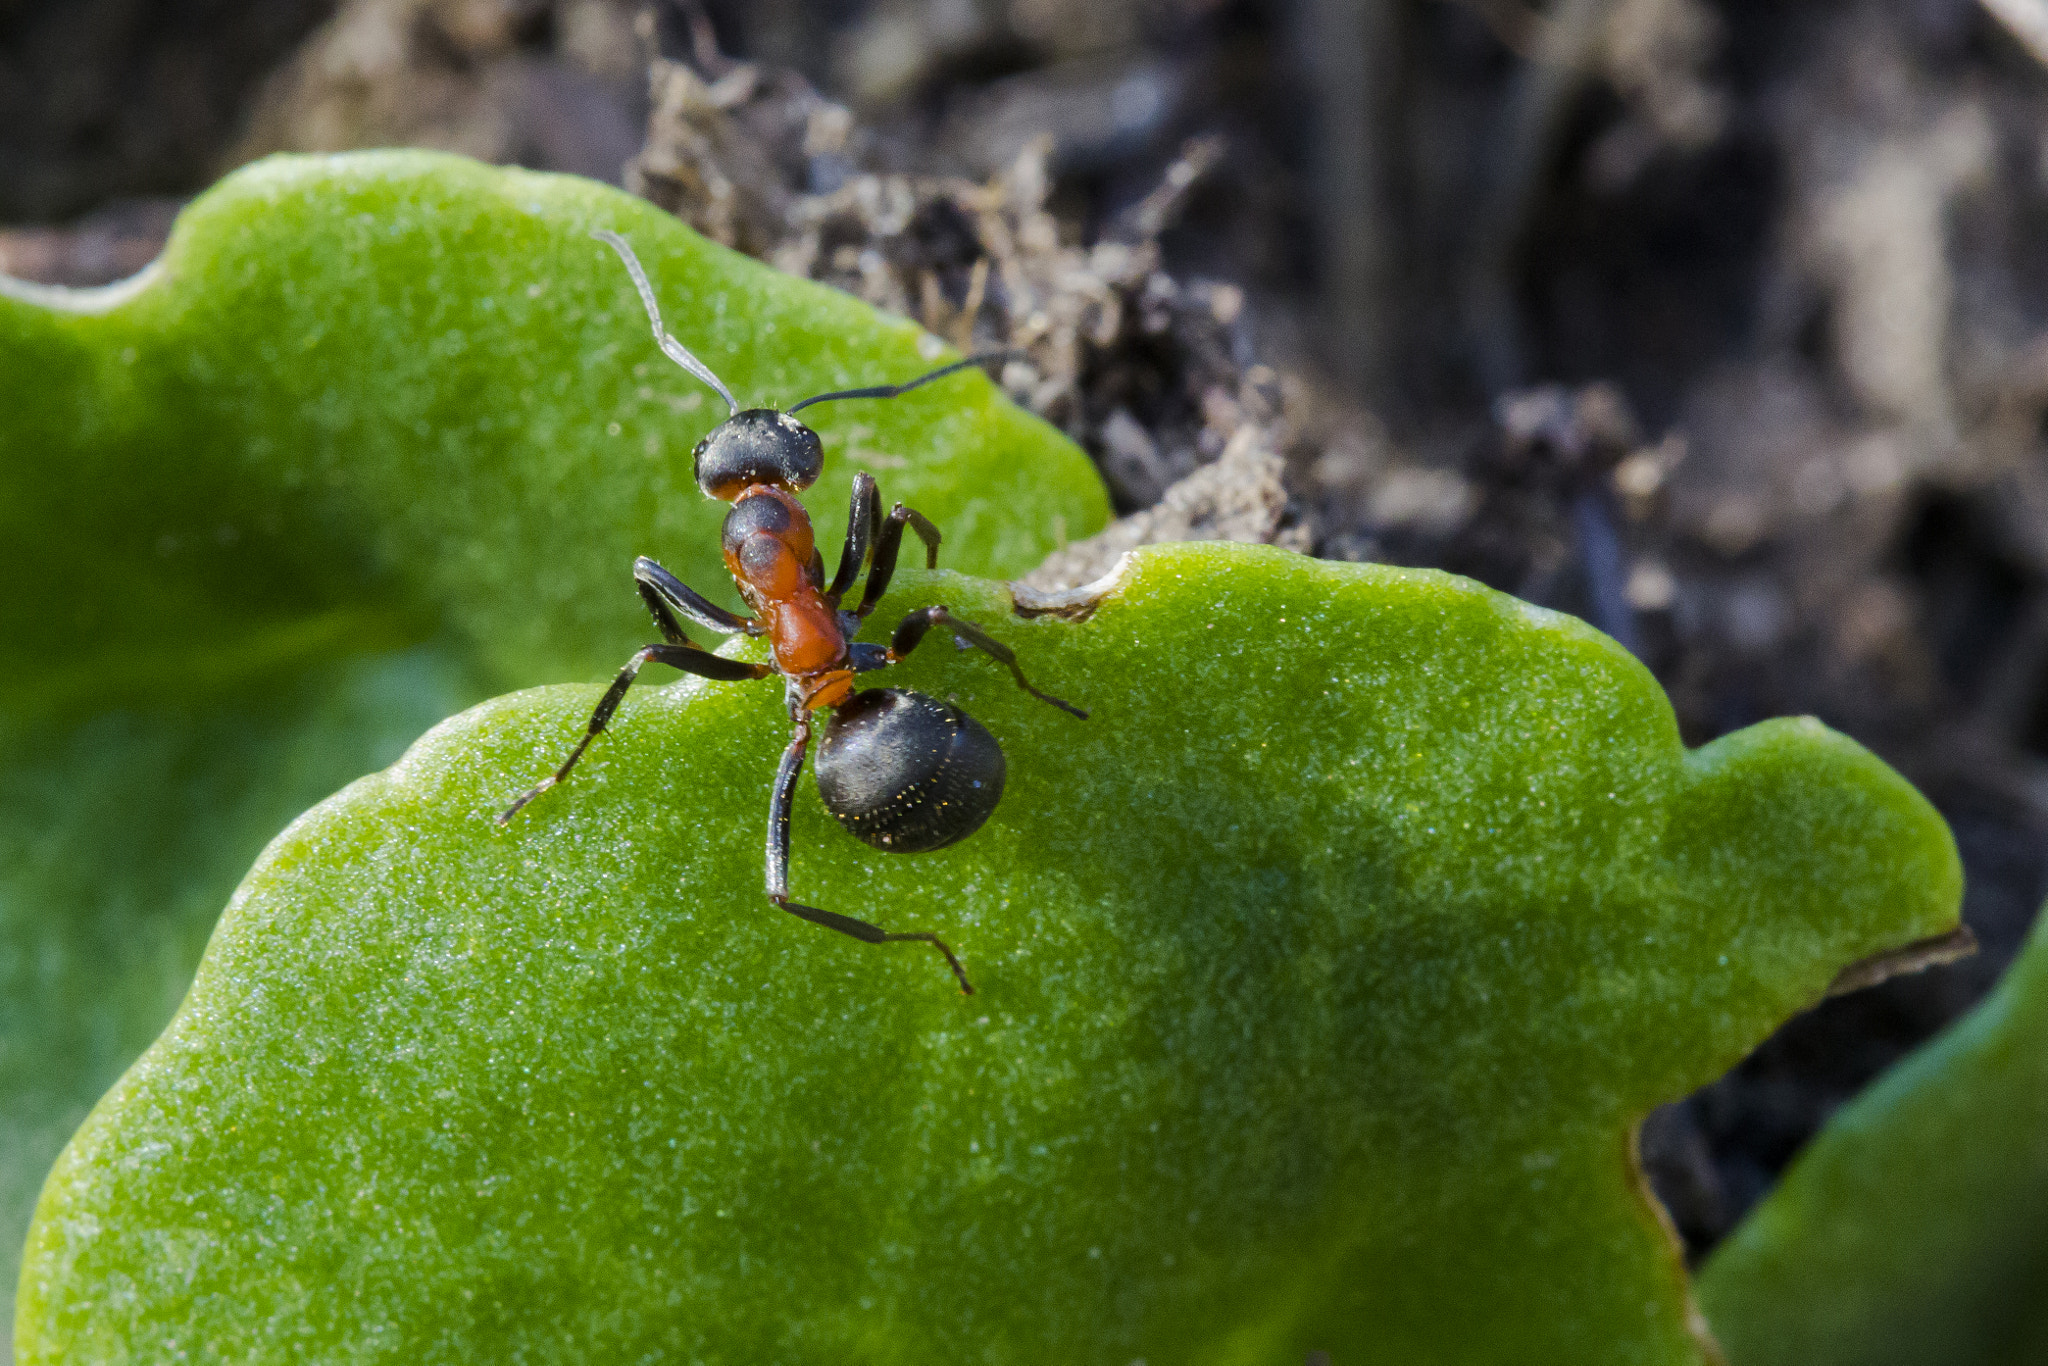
[815,688,1006,853]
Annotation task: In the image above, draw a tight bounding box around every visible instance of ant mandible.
[498,229,1086,995]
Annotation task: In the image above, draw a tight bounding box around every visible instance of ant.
[498,229,1086,996]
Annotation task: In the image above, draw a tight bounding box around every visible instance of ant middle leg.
[765,714,975,994]
[888,606,1088,719]
[826,471,880,603]
[854,503,943,619]
[498,643,771,824]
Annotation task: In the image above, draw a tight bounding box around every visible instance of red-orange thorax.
[721,485,849,698]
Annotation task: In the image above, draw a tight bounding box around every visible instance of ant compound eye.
[815,689,1006,853]
[693,409,825,498]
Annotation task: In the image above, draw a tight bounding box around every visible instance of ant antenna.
[786,352,1020,414]
[591,229,740,417]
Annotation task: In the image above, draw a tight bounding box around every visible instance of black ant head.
[693,409,824,500]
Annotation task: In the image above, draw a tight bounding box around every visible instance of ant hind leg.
[887,606,1087,719]
[764,716,974,994]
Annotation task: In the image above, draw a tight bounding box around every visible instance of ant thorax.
[721,485,845,680]
[719,486,816,596]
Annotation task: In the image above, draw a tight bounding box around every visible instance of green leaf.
[17,544,1958,1363]
[0,149,1109,1339]
[1697,905,2048,1366]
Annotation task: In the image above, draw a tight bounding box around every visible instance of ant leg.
[854,503,943,619]
[825,471,880,604]
[765,715,975,994]
[889,606,1088,719]
[634,556,757,640]
[498,644,771,824]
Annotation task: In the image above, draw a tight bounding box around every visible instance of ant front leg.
[498,643,771,824]
[854,502,943,620]
[635,556,758,641]
[888,606,1088,719]
[765,712,975,994]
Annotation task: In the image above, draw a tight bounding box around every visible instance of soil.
[6,0,2048,1261]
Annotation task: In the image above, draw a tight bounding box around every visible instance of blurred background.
[6,0,2048,1262]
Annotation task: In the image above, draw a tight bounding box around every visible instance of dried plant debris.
[1608,7,2048,799]
[1023,415,1311,592]
[1586,0,1728,186]
[0,0,338,223]
[232,0,646,184]
[626,36,1315,585]
[0,199,183,290]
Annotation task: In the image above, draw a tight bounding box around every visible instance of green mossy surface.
[17,543,1959,1363]
[1699,904,2048,1366]
[0,149,1107,1342]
